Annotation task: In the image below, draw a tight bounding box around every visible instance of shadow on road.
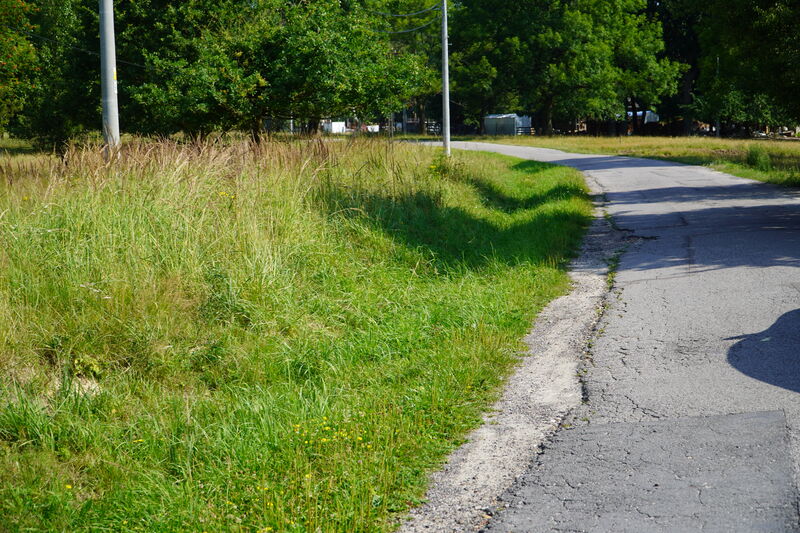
[611,203,800,273]
[607,184,793,205]
[548,155,685,171]
[727,310,800,393]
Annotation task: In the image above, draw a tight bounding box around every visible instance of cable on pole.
[373,18,438,34]
[367,3,441,17]
[10,26,148,69]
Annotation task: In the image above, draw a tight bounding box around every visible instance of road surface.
[451,142,800,532]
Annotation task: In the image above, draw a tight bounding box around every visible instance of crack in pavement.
[438,142,800,532]
[398,156,627,533]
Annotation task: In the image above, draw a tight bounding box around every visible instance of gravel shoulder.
[434,141,800,532]
[398,167,625,532]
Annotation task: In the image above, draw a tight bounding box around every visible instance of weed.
[746,144,772,171]
[605,250,624,289]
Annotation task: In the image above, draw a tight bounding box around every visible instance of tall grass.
[0,138,590,531]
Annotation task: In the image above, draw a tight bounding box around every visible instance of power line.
[373,17,438,34]
[10,26,148,69]
[368,3,440,17]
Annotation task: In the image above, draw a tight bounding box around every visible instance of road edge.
[397,172,625,532]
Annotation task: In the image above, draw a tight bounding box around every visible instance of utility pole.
[441,0,451,156]
[100,0,120,156]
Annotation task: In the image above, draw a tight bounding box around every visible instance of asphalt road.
[450,142,800,531]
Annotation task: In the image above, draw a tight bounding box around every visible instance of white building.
[322,120,347,134]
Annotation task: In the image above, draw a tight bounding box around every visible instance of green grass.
[0,138,591,531]
[457,135,800,187]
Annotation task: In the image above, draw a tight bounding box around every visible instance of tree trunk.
[307,117,321,135]
[419,102,427,135]
[631,98,640,135]
[544,98,555,136]
[680,66,699,136]
[250,119,263,144]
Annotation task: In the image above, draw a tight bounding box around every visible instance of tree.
[449,1,529,130]
[363,0,442,133]
[449,0,682,135]
[120,0,277,137]
[613,0,685,134]
[0,0,37,130]
[702,0,800,124]
[649,0,799,134]
[124,0,430,137]
[10,0,98,150]
[645,0,703,134]
[10,0,431,143]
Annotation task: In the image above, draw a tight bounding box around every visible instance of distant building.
[626,110,660,124]
[483,114,533,135]
[322,120,347,134]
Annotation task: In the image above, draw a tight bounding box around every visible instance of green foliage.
[652,0,799,130]
[363,0,442,121]
[0,139,591,530]
[123,0,431,136]
[10,0,98,150]
[0,0,37,130]
[449,0,683,132]
[702,0,800,122]
[11,0,431,142]
[19,0,798,140]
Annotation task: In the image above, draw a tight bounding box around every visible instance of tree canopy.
[5,0,799,144]
[446,0,682,133]
[0,0,37,130]
[11,0,432,145]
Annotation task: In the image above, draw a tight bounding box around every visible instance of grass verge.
[0,138,590,531]
[441,135,800,187]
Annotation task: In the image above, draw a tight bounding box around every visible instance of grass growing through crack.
[0,138,590,531]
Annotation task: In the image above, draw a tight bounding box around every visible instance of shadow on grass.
[0,144,40,156]
[322,178,589,271]
[466,161,588,214]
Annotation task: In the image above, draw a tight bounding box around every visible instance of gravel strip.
[397,173,624,532]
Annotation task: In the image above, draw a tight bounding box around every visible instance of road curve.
[449,142,800,532]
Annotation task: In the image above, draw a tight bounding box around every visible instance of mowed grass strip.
[473,135,800,187]
[0,139,590,532]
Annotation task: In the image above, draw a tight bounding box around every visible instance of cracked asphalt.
[450,142,800,531]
